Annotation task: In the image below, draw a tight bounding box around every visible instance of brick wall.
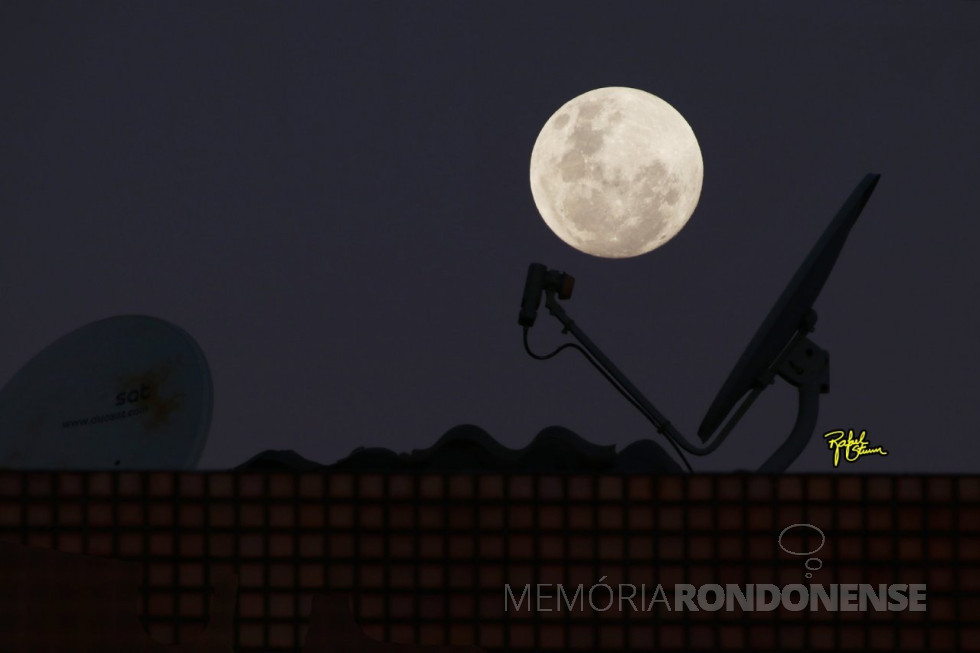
[0,473,977,651]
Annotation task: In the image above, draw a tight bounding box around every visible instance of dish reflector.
[0,315,213,470]
[698,174,880,441]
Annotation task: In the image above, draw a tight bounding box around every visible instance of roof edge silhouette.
[233,424,684,473]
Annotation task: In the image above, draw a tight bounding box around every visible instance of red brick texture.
[0,473,976,651]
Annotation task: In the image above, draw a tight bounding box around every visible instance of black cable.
[522,327,586,361]
[523,328,650,428]
[523,327,694,473]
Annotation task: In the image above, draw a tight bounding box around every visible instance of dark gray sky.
[1,1,977,472]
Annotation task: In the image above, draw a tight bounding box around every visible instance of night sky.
[2,2,977,472]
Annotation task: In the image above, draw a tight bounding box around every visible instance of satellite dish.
[697,173,881,441]
[0,315,213,470]
[520,174,881,472]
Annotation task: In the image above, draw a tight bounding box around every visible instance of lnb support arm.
[542,290,689,449]
[541,291,828,473]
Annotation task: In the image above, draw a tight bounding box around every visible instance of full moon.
[530,87,703,258]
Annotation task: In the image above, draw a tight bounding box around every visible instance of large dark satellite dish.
[520,174,881,472]
[697,173,880,441]
[0,315,213,470]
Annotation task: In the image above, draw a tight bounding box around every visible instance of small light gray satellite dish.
[0,315,212,470]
